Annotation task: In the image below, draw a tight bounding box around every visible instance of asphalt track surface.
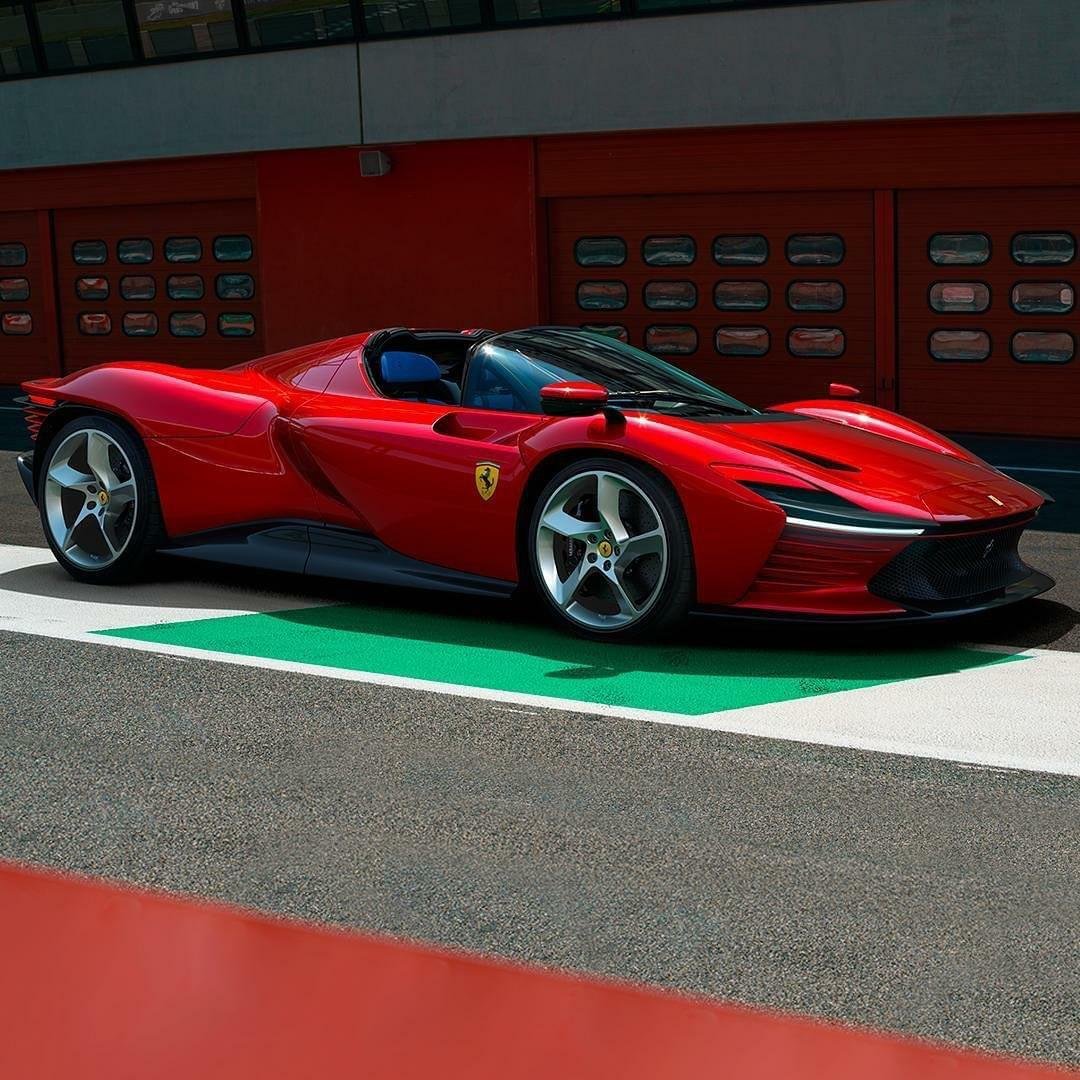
[1,449,1078,1065]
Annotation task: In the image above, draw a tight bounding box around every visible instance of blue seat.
[380,351,460,405]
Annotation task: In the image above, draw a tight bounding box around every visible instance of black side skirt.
[161,522,516,599]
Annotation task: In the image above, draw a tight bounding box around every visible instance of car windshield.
[462,328,757,416]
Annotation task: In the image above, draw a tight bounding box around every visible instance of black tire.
[36,413,166,585]
[526,456,694,640]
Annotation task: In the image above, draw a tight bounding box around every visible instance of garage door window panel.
[788,327,845,357]
[642,236,696,267]
[1011,232,1075,266]
[928,282,990,314]
[216,273,255,300]
[1011,330,1074,364]
[167,274,204,301]
[714,280,769,311]
[1011,281,1074,315]
[72,240,107,265]
[219,312,256,337]
[788,281,845,312]
[929,233,990,266]
[123,312,158,337]
[644,280,697,311]
[0,277,29,301]
[76,276,109,301]
[1,311,32,335]
[574,237,626,268]
[929,329,991,362]
[78,312,112,335]
[117,238,153,264]
[165,237,202,263]
[170,311,207,337]
[712,235,768,266]
[0,242,28,267]
[786,235,844,266]
[645,325,697,355]
[581,324,628,343]
[577,281,627,311]
[120,275,155,301]
[716,326,769,357]
[213,235,253,262]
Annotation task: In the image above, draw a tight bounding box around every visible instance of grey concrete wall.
[359,0,1080,142]
[0,43,361,170]
[4,0,1080,171]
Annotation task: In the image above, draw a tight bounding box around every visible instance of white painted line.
[2,543,1079,777]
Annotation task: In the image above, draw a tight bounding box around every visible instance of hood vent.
[761,443,860,472]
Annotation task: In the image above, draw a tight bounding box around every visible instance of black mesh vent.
[870,525,1029,606]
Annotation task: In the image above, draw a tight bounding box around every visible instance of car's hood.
[653,412,1041,524]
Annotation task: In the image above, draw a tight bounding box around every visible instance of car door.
[290,387,544,584]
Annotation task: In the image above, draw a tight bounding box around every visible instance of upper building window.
[165,237,202,263]
[713,235,768,266]
[1011,232,1075,266]
[494,0,621,24]
[574,237,626,268]
[244,0,354,46]
[134,0,238,57]
[360,0,482,36]
[0,242,28,267]
[642,236,696,267]
[0,4,35,76]
[929,233,990,266]
[213,234,253,262]
[786,235,844,266]
[35,0,134,71]
[118,238,153,264]
[72,240,107,265]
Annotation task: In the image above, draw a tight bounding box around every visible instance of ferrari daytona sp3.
[17,326,1053,638]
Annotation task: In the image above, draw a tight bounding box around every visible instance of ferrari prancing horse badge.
[475,462,500,501]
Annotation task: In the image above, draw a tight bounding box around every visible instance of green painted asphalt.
[96,603,1018,715]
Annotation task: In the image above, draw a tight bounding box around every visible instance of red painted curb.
[0,860,1071,1080]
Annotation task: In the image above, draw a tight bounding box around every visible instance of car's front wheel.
[37,414,164,584]
[527,457,694,639]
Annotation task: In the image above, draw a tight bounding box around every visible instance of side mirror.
[829,382,860,399]
[540,380,609,417]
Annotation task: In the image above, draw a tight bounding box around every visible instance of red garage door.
[899,187,1080,437]
[0,211,59,384]
[53,200,263,374]
[548,192,876,408]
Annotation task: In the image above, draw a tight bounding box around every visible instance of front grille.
[869,523,1030,607]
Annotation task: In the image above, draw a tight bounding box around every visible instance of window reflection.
[35,0,133,71]
[788,327,845,356]
[1,311,32,335]
[645,325,697,355]
[0,4,36,75]
[929,234,990,266]
[134,0,238,58]
[1011,281,1074,315]
[642,236,696,267]
[715,326,769,356]
[577,280,627,311]
[929,329,991,361]
[170,311,207,337]
[574,237,626,268]
[359,0,482,35]
[714,281,769,311]
[643,280,696,311]
[1011,330,1074,364]
[0,276,29,301]
[244,0,353,46]
[928,282,990,314]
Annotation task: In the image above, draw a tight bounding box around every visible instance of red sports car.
[17,326,1052,638]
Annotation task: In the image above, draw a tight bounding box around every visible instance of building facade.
[3,0,1080,438]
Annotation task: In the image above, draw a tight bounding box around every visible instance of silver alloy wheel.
[43,427,138,571]
[535,469,669,630]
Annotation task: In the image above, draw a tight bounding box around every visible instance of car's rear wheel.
[38,414,164,584]
[528,457,694,639]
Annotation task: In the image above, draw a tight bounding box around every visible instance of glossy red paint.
[1,860,1065,1080]
[21,329,1048,616]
